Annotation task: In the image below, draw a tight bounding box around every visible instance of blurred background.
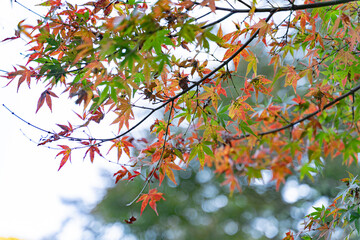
[1,1,360,240]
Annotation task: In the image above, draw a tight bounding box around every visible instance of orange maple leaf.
[200,0,217,12]
[271,159,292,191]
[221,174,241,196]
[159,162,183,185]
[222,42,249,72]
[113,166,140,183]
[137,189,165,215]
[248,75,272,101]
[284,66,300,94]
[108,136,135,161]
[282,231,295,240]
[229,96,254,122]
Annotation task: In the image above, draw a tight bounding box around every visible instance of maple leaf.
[159,162,183,185]
[271,159,292,191]
[108,137,135,161]
[305,84,333,109]
[136,189,165,216]
[251,19,272,45]
[113,166,140,183]
[333,48,356,66]
[1,30,20,42]
[248,75,272,101]
[200,0,217,12]
[240,79,254,96]
[244,52,258,76]
[228,96,254,123]
[292,95,306,106]
[39,0,62,7]
[113,166,129,183]
[56,145,72,171]
[221,174,241,196]
[198,85,220,110]
[83,144,103,163]
[88,108,105,124]
[124,171,141,181]
[8,66,36,92]
[57,122,74,137]
[36,89,58,113]
[222,42,248,72]
[284,66,300,94]
[282,231,294,240]
[112,98,134,131]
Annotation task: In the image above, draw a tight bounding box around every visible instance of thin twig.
[194,0,358,13]
[126,101,175,206]
[237,83,360,140]
[236,0,252,9]
[201,12,235,29]
[195,11,212,21]
[14,0,48,19]
[131,104,155,110]
[225,0,236,9]
[226,64,240,96]
[3,104,54,134]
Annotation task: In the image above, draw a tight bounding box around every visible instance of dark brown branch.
[201,12,235,29]
[195,11,212,21]
[238,83,360,140]
[196,0,358,13]
[236,0,252,9]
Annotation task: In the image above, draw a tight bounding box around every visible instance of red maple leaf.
[136,189,165,215]
[56,145,72,171]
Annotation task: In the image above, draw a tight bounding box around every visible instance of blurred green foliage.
[90,156,359,239]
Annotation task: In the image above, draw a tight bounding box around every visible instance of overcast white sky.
[0,1,125,239]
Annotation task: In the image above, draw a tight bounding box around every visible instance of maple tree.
[3,0,360,238]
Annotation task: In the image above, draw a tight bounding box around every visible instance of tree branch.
[195,0,358,13]
[238,83,360,140]
[236,0,252,9]
[201,12,235,29]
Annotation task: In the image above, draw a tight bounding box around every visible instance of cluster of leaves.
[2,0,360,236]
[286,173,360,240]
